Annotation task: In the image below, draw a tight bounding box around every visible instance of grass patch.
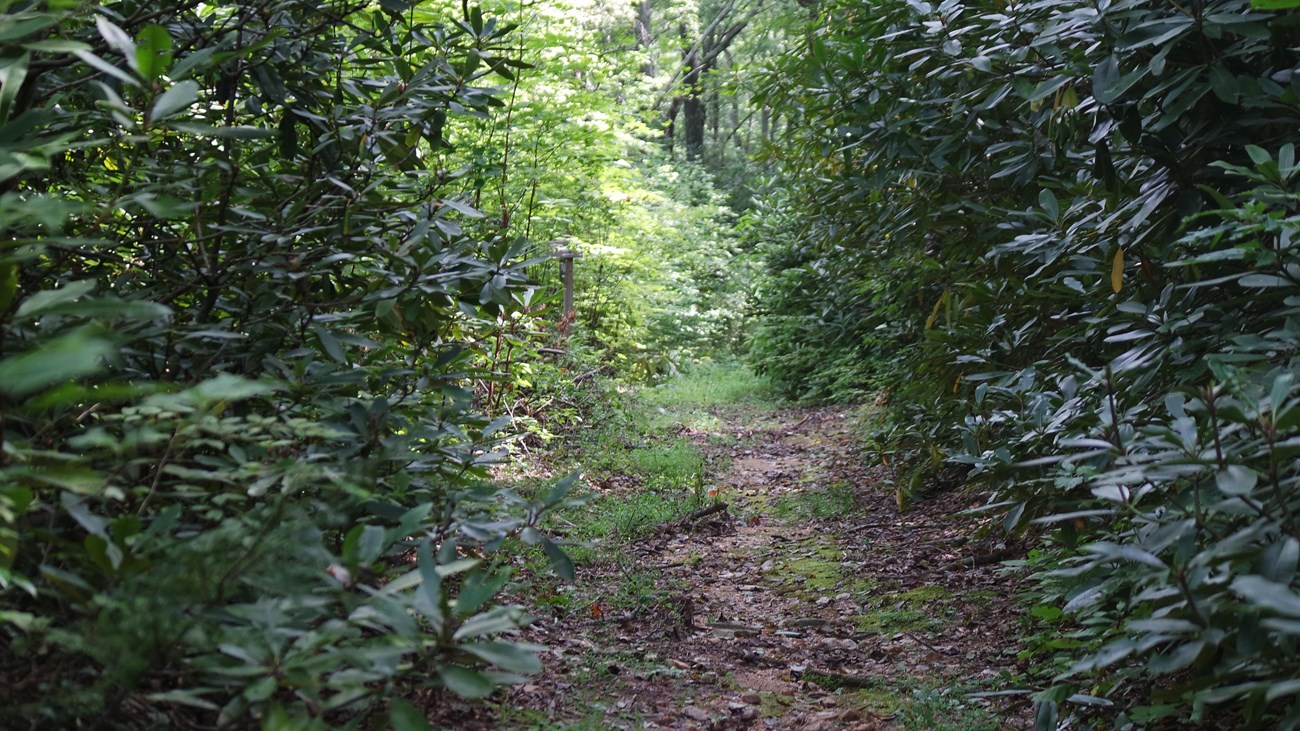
[558,489,699,565]
[544,373,722,565]
[854,584,952,633]
[895,682,1004,731]
[642,360,772,409]
[625,441,705,490]
[770,481,860,521]
[795,674,1003,731]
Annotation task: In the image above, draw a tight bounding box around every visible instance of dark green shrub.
[751,0,1300,724]
[0,2,574,727]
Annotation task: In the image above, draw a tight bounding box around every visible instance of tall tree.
[665,0,751,159]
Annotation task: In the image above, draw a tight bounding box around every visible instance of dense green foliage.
[750,0,1300,725]
[433,0,758,427]
[0,1,589,727]
[26,0,1300,726]
[0,0,770,725]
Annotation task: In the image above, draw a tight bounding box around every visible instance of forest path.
[451,398,1029,729]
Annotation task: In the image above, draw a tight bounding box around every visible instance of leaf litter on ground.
[429,400,1032,730]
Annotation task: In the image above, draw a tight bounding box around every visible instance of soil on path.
[442,405,1030,729]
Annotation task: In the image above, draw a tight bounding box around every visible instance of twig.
[902,630,957,656]
[681,501,728,522]
[572,365,610,383]
[799,667,878,689]
[939,547,1018,571]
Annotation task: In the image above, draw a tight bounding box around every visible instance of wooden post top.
[550,238,583,259]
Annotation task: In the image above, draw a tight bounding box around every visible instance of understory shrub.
[0,1,575,727]
[751,0,1300,725]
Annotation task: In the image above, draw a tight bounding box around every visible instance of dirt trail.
[445,405,1029,729]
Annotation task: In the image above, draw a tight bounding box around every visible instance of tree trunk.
[634,0,654,76]
[709,75,720,165]
[666,96,680,153]
[682,45,705,160]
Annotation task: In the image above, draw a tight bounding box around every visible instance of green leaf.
[1092,56,1145,104]
[417,539,443,622]
[453,607,526,640]
[1069,639,1137,674]
[0,330,115,396]
[1266,678,1300,702]
[1038,189,1059,220]
[28,466,106,494]
[1147,640,1203,674]
[190,373,276,403]
[540,535,574,581]
[1085,542,1166,570]
[1035,699,1058,730]
[440,198,485,218]
[455,570,509,616]
[166,123,272,138]
[151,80,199,122]
[1030,605,1062,620]
[71,50,140,88]
[1239,274,1292,287]
[1027,76,1071,103]
[1216,465,1258,496]
[0,51,28,123]
[379,0,416,15]
[314,326,346,363]
[388,699,432,731]
[146,688,221,711]
[356,525,386,565]
[1232,575,1300,616]
[94,16,136,63]
[134,24,173,81]
[0,13,58,43]
[462,641,542,674]
[21,39,91,53]
[0,262,16,313]
[436,558,482,577]
[14,279,94,317]
[543,472,580,505]
[242,675,277,702]
[1246,145,1273,167]
[437,665,495,698]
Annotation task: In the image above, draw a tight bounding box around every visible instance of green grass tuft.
[642,360,772,409]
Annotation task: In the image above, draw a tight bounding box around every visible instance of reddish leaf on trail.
[589,602,603,618]
[747,516,761,527]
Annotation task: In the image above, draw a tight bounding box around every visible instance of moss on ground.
[854,583,952,633]
[761,535,876,599]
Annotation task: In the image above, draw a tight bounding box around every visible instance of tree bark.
[634,0,654,76]
[682,47,705,160]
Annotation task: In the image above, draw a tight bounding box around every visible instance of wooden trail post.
[551,239,581,327]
